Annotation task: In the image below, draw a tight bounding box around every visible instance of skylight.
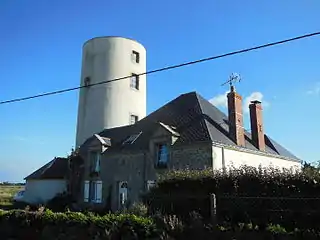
[122,132,142,145]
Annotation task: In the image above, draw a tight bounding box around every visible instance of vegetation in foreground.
[0,185,23,208]
[1,208,320,240]
[2,162,320,239]
[145,163,320,230]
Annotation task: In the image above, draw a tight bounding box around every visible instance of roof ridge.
[193,93,212,141]
[194,92,223,143]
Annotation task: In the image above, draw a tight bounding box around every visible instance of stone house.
[72,88,301,211]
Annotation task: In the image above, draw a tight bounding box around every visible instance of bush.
[45,192,73,212]
[144,166,320,230]
[0,209,158,239]
[125,202,149,216]
[1,209,320,239]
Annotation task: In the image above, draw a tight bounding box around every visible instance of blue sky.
[0,1,319,182]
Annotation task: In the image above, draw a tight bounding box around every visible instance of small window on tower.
[84,77,91,87]
[132,50,140,63]
[130,114,139,125]
[130,74,139,90]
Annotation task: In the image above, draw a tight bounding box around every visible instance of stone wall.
[78,141,213,211]
[170,143,213,170]
[101,152,150,211]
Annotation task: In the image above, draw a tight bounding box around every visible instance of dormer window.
[156,144,169,168]
[90,151,101,173]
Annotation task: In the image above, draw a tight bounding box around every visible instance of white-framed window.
[130,74,139,90]
[147,180,156,191]
[119,181,128,208]
[90,151,101,173]
[130,114,139,125]
[84,180,90,202]
[84,180,102,203]
[131,50,140,63]
[156,144,169,168]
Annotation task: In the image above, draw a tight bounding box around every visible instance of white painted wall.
[212,145,301,171]
[24,179,67,204]
[76,36,147,147]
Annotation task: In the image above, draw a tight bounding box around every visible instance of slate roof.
[24,157,68,180]
[82,91,300,162]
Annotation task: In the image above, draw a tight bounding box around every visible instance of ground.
[0,185,24,209]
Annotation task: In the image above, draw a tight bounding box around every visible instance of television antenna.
[221,73,242,87]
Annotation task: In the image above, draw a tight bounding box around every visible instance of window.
[122,131,142,145]
[147,180,156,191]
[84,77,91,87]
[90,151,101,173]
[119,181,128,208]
[131,50,140,63]
[84,180,102,203]
[84,181,89,202]
[130,74,139,90]
[156,144,169,168]
[130,114,139,125]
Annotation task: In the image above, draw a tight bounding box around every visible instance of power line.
[1,31,320,105]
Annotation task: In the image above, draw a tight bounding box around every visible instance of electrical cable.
[1,31,320,105]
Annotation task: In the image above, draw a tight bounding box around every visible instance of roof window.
[122,132,142,145]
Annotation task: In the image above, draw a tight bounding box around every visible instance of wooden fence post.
[210,193,217,226]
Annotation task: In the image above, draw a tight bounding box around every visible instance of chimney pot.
[250,100,261,104]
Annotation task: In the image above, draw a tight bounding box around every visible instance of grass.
[0,185,24,208]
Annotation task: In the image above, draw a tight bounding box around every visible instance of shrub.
[144,165,320,230]
[0,209,158,240]
[126,202,149,216]
[1,209,320,239]
[45,192,73,212]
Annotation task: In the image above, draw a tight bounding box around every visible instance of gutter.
[221,146,226,174]
[143,152,147,191]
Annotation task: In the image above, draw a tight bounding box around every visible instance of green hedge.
[1,209,320,239]
[173,223,320,240]
[0,209,158,239]
[144,166,320,230]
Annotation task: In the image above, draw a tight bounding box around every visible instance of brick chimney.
[227,86,245,147]
[249,100,265,151]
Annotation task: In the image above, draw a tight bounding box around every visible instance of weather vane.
[221,73,242,88]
